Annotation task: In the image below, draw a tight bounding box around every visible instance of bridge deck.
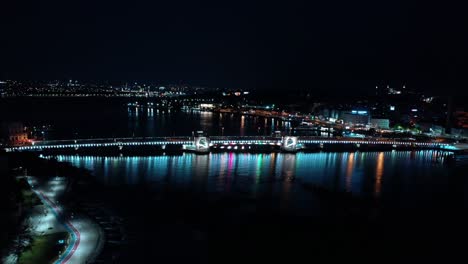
[2,136,456,152]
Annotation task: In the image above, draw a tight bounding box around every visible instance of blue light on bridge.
[3,136,453,153]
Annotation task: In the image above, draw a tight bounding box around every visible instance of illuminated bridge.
[3,136,461,154]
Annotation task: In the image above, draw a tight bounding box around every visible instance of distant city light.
[200,103,214,109]
[390,106,395,111]
[411,109,418,112]
[423,97,434,103]
[352,110,367,115]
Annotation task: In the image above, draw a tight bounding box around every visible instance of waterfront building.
[370,118,390,129]
[1,122,29,145]
[341,110,370,126]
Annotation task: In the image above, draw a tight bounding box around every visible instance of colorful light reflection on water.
[54,150,462,209]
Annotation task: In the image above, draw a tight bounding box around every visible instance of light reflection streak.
[218,154,227,192]
[255,154,263,188]
[280,154,296,210]
[345,152,355,192]
[375,152,384,196]
[226,153,234,192]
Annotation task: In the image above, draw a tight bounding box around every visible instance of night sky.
[1,0,467,94]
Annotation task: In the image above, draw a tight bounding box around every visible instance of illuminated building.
[1,122,29,145]
[341,110,370,126]
[370,118,390,129]
[199,103,215,110]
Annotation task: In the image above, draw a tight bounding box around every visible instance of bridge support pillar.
[281,136,298,152]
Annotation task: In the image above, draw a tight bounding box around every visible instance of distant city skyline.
[0,78,448,97]
[2,1,467,95]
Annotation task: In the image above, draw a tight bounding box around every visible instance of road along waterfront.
[27,177,102,264]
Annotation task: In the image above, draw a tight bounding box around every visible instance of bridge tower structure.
[193,136,210,153]
[281,136,298,152]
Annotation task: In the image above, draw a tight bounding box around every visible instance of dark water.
[1,97,291,139]
[55,150,467,209]
[55,151,468,263]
